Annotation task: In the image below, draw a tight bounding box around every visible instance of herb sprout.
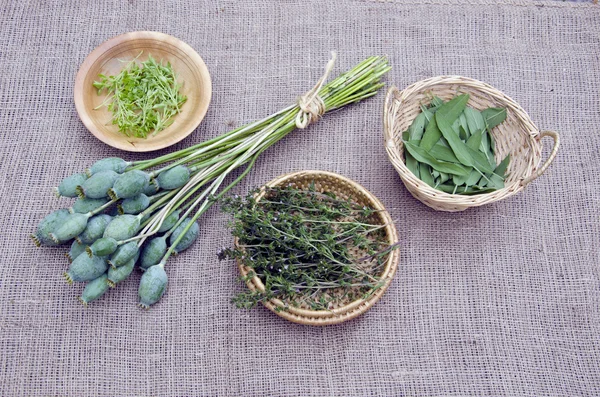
[93,53,187,138]
[220,186,398,311]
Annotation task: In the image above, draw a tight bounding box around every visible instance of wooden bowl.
[237,170,400,326]
[74,31,212,152]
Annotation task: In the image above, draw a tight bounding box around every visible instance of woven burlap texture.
[1,1,599,396]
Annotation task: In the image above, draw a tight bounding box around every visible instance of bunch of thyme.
[220,185,398,311]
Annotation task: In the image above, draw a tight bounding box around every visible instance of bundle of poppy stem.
[31,54,391,308]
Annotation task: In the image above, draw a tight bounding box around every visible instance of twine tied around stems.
[295,52,337,129]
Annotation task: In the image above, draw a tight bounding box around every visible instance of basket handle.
[521,130,560,186]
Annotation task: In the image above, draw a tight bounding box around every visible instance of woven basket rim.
[383,75,559,211]
[236,170,400,326]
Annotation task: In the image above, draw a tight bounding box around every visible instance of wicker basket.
[236,170,400,326]
[383,76,560,212]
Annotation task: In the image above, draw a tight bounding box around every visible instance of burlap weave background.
[1,1,598,396]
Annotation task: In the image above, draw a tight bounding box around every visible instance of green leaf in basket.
[404,141,470,176]
[419,114,442,151]
[429,143,459,163]
[494,154,511,177]
[453,173,469,186]
[429,96,445,109]
[482,107,507,130]
[465,169,482,186]
[436,114,475,168]
[405,151,420,179]
[464,145,495,174]
[466,129,484,150]
[402,130,409,141]
[464,107,486,135]
[408,110,433,140]
[436,94,470,124]
[419,163,435,187]
[459,113,470,139]
[439,172,449,184]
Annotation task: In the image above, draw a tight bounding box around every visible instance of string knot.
[295,52,337,129]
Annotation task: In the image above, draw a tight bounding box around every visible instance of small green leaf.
[420,114,442,151]
[466,130,483,150]
[482,107,507,130]
[407,111,432,140]
[435,94,470,125]
[419,163,435,187]
[405,152,420,179]
[463,107,485,135]
[459,113,470,139]
[494,154,511,177]
[429,143,459,163]
[404,141,471,176]
[436,114,474,167]
[429,96,444,109]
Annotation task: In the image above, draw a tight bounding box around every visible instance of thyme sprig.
[220,185,398,311]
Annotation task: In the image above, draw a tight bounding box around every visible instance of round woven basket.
[383,76,560,212]
[236,170,400,326]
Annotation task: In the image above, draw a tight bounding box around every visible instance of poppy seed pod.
[66,240,86,263]
[157,210,180,233]
[87,237,118,257]
[118,194,150,215]
[140,236,167,270]
[138,265,168,309]
[107,256,136,288]
[70,197,110,214]
[108,241,139,268]
[76,170,119,199]
[64,254,108,284]
[86,157,129,176]
[169,218,200,254]
[79,274,110,306]
[77,214,112,245]
[50,213,89,244]
[103,215,141,241]
[156,165,190,190]
[31,208,70,247]
[109,170,150,200]
[55,173,87,198]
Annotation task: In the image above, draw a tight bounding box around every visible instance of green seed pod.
[107,256,136,287]
[138,265,168,309]
[76,170,119,199]
[77,214,112,244]
[66,240,86,262]
[79,274,109,306]
[50,213,89,244]
[108,170,150,200]
[142,179,159,196]
[108,241,139,268]
[118,194,150,215]
[157,210,180,233]
[87,157,129,176]
[140,236,167,270]
[55,173,87,198]
[169,218,200,254]
[103,215,141,241]
[64,254,108,284]
[70,197,110,214]
[156,165,190,190]
[31,209,70,247]
[87,237,118,257]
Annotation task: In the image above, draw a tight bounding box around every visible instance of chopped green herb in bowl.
[93,53,187,138]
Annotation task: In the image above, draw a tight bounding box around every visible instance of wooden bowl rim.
[74,31,212,152]
[236,170,400,326]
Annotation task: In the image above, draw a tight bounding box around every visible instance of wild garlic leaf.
[494,154,511,177]
[405,152,420,179]
[466,129,484,150]
[419,163,435,187]
[429,143,460,163]
[482,107,507,130]
[404,141,470,176]
[435,94,470,125]
[436,115,474,167]
[463,107,485,135]
[420,114,442,151]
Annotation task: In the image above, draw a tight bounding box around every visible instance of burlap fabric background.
[1,0,599,396]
